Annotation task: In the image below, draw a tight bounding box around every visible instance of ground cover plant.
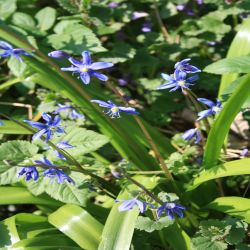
[0,0,249,249]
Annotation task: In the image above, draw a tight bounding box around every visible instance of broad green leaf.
[0,0,16,20]
[12,12,36,30]
[204,55,250,75]
[50,126,109,156]
[98,176,161,250]
[203,73,250,167]
[191,236,227,250]
[35,7,56,31]
[7,55,27,77]
[0,187,62,206]
[0,140,38,161]
[10,235,79,249]
[47,23,106,54]
[188,158,250,190]
[207,197,250,223]
[49,204,103,249]
[27,171,90,206]
[135,216,174,232]
[219,17,250,96]
[162,222,191,250]
[0,120,32,134]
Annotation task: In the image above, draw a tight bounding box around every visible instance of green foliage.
[47,22,106,54]
[0,0,16,20]
[0,140,38,162]
[207,197,250,223]
[191,218,248,250]
[49,204,103,250]
[35,7,57,32]
[135,216,174,232]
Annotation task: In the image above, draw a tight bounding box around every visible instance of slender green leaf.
[0,187,62,206]
[188,158,250,190]
[204,55,250,75]
[49,204,103,250]
[219,17,250,96]
[0,120,32,134]
[207,197,250,223]
[203,73,250,167]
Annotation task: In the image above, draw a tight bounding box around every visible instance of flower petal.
[197,109,213,120]
[197,98,215,107]
[32,129,47,140]
[61,66,79,72]
[118,107,139,115]
[82,51,92,66]
[118,199,136,212]
[68,57,83,67]
[91,100,111,108]
[42,113,52,123]
[24,120,47,129]
[89,62,114,70]
[0,41,13,50]
[91,71,108,81]
[80,72,91,84]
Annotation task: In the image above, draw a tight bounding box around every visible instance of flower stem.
[153,0,170,42]
[123,172,162,204]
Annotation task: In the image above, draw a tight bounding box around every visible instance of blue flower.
[116,198,147,213]
[197,98,222,120]
[54,141,75,160]
[0,41,31,61]
[174,58,201,74]
[60,51,114,85]
[48,50,70,59]
[24,113,64,141]
[91,100,139,118]
[132,11,149,20]
[34,157,56,167]
[53,104,85,120]
[157,71,198,92]
[241,148,249,157]
[43,168,74,184]
[18,166,39,182]
[182,128,201,144]
[157,202,186,220]
[141,22,152,33]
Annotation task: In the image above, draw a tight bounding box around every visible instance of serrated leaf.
[50,126,109,156]
[35,7,56,31]
[191,236,228,250]
[27,171,89,206]
[135,216,174,232]
[0,140,38,162]
[0,120,32,134]
[47,23,106,54]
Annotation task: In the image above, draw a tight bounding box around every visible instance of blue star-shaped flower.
[58,51,113,84]
[197,98,222,120]
[53,104,85,120]
[0,41,31,62]
[24,113,64,141]
[54,141,75,160]
[116,198,148,213]
[157,70,198,92]
[18,166,39,182]
[174,58,201,74]
[91,100,139,118]
[157,202,186,220]
[43,168,75,184]
[182,128,201,144]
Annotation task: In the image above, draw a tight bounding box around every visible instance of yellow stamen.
[81,67,88,72]
[178,80,185,87]
[111,107,119,113]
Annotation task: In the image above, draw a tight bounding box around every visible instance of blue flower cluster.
[116,198,186,221]
[18,158,74,184]
[156,58,222,144]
